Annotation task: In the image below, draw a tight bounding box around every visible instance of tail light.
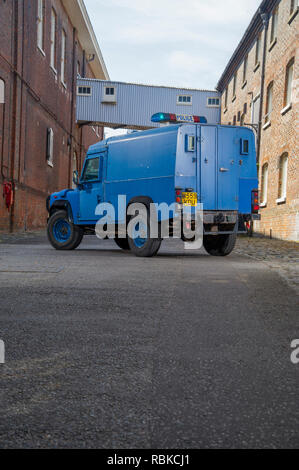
[175,188,182,204]
[252,189,259,213]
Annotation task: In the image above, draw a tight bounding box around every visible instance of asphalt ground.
[0,232,298,448]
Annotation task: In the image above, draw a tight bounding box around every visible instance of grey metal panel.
[76,79,221,129]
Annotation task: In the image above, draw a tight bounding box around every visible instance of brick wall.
[219,0,298,241]
[0,0,104,232]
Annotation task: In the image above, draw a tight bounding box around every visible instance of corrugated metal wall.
[76,79,221,129]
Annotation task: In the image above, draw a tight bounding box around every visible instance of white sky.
[85,0,262,90]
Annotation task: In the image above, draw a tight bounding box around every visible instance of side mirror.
[73,170,79,186]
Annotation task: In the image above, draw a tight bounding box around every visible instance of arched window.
[261,163,269,206]
[265,81,273,124]
[277,153,288,203]
[0,79,5,104]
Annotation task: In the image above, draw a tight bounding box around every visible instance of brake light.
[252,190,259,213]
[175,188,182,203]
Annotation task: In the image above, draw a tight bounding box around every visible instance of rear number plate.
[182,192,198,206]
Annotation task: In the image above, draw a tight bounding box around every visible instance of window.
[207,97,220,107]
[270,8,278,45]
[224,87,228,109]
[237,111,241,122]
[77,86,92,96]
[284,58,294,107]
[0,79,4,104]
[243,55,248,84]
[255,34,261,65]
[233,115,236,125]
[232,72,237,99]
[177,95,192,105]
[72,152,77,189]
[261,163,269,206]
[82,158,100,182]
[102,86,117,103]
[265,82,273,124]
[277,154,288,202]
[240,139,249,154]
[50,9,57,71]
[77,61,81,76]
[290,0,299,15]
[61,30,66,86]
[37,0,45,52]
[46,128,54,167]
[185,135,195,152]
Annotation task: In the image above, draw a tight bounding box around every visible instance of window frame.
[242,55,248,85]
[46,128,54,168]
[61,30,67,87]
[81,157,101,183]
[77,86,92,96]
[270,7,279,45]
[232,72,237,100]
[207,97,220,108]
[37,0,45,54]
[277,153,288,203]
[255,33,261,66]
[284,58,295,108]
[260,163,269,206]
[50,8,57,72]
[265,81,274,124]
[177,95,193,106]
[0,78,5,104]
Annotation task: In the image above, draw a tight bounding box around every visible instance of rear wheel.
[127,209,161,258]
[203,233,237,257]
[47,210,84,250]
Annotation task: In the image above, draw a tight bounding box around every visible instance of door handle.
[220,168,229,172]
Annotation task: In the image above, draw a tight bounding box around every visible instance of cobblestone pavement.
[235,236,299,294]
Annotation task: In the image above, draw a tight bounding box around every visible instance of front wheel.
[203,233,237,257]
[47,210,84,250]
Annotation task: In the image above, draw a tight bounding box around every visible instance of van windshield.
[82,158,100,181]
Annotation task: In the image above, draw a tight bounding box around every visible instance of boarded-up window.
[285,58,294,106]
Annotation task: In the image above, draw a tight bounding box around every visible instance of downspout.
[68,27,76,187]
[9,0,19,232]
[256,10,269,167]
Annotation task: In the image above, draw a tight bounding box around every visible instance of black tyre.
[127,209,161,258]
[114,237,130,251]
[47,210,84,250]
[203,233,237,257]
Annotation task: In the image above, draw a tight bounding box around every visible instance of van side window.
[240,139,249,155]
[185,135,195,152]
[82,157,100,181]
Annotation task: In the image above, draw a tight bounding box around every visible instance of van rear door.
[217,127,239,211]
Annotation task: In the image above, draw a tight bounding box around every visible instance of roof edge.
[62,0,110,80]
[216,0,280,92]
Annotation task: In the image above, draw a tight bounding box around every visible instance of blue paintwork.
[48,124,258,227]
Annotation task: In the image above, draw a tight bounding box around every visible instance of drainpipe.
[256,10,269,167]
[9,0,19,233]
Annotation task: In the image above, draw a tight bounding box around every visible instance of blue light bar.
[151,113,207,124]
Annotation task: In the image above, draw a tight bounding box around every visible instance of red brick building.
[217,0,298,241]
[0,0,109,232]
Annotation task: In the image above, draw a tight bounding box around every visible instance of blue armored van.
[46,123,259,257]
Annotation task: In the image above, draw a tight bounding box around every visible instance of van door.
[217,127,239,210]
[199,126,217,210]
[79,153,105,222]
